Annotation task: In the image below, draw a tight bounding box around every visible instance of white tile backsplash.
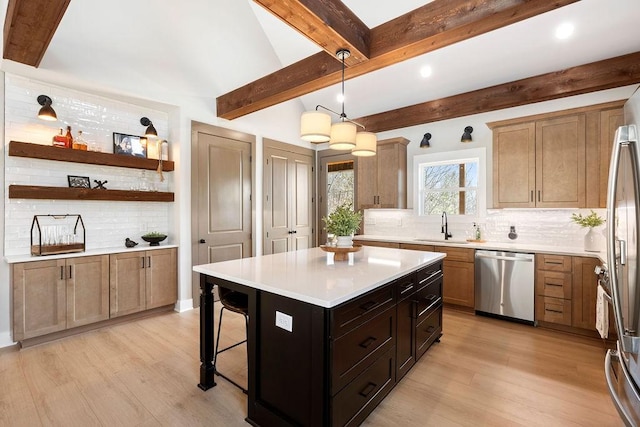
[4,75,173,256]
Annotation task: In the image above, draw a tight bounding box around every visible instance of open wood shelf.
[9,141,175,171]
[9,185,174,202]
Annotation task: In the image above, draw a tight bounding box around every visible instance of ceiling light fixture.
[420,65,432,78]
[420,133,431,148]
[300,49,376,156]
[140,117,157,137]
[461,126,473,143]
[37,95,57,121]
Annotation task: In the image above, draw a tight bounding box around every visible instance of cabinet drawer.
[416,262,443,290]
[353,240,400,249]
[536,270,572,299]
[435,246,474,263]
[331,284,394,338]
[332,347,396,427]
[399,243,435,252]
[396,273,416,302]
[536,254,572,272]
[416,306,442,359]
[332,307,395,395]
[414,278,442,321]
[536,296,572,326]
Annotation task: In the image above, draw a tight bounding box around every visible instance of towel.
[596,283,609,339]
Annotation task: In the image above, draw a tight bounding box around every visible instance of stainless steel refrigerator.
[605,87,640,426]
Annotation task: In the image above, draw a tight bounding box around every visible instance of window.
[414,148,486,217]
[326,160,354,214]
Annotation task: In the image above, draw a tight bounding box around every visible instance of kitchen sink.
[413,238,468,244]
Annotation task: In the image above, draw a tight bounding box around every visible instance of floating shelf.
[9,141,175,171]
[9,185,174,202]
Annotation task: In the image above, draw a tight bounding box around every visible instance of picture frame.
[113,132,147,158]
[68,175,91,189]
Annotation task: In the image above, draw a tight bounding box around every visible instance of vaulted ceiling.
[3,0,640,137]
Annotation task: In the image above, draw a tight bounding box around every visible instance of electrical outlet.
[275,311,293,332]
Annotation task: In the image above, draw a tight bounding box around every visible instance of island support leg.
[198,275,216,390]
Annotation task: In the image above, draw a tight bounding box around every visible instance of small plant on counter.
[570,210,605,228]
[142,231,167,237]
[323,203,362,236]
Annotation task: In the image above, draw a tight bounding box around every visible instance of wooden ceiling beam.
[253,0,370,66]
[217,0,579,120]
[3,0,70,67]
[354,51,640,133]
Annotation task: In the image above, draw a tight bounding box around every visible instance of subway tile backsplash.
[4,75,173,256]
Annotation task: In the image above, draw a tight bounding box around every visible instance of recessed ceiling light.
[555,22,574,40]
[337,93,345,103]
[420,65,432,78]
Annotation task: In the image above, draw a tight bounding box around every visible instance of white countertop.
[193,246,445,308]
[4,243,178,264]
[353,235,605,260]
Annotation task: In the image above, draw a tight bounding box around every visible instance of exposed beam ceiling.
[2,0,70,67]
[355,51,640,133]
[217,0,579,120]
[253,0,371,66]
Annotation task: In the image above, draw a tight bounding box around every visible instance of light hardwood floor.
[0,306,622,426]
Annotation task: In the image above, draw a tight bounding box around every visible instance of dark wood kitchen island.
[194,246,445,427]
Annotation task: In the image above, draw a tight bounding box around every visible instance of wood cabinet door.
[110,252,146,317]
[493,122,536,208]
[145,249,177,309]
[535,114,586,208]
[356,155,377,210]
[377,143,406,208]
[572,257,599,330]
[12,260,66,340]
[599,108,624,207]
[67,255,109,328]
[442,260,475,308]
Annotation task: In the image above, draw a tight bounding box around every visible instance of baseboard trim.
[176,298,194,312]
[0,331,15,349]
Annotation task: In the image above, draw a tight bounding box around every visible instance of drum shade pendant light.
[37,95,57,121]
[299,49,376,156]
[140,117,157,137]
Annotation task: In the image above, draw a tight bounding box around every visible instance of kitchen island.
[194,246,445,426]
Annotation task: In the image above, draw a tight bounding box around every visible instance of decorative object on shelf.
[461,126,473,142]
[113,132,147,157]
[141,232,167,246]
[125,238,138,248]
[299,49,377,156]
[73,130,87,150]
[571,210,605,252]
[420,133,431,148]
[37,95,57,121]
[68,175,91,188]
[94,179,108,189]
[140,117,157,137]
[31,214,85,256]
[319,244,362,261]
[322,202,362,247]
[52,128,68,148]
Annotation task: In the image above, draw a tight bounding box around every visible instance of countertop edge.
[5,244,179,264]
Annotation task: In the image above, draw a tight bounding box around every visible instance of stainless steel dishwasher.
[475,250,535,323]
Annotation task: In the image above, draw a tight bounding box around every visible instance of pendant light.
[299,49,376,156]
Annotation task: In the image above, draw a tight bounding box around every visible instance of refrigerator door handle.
[620,239,627,265]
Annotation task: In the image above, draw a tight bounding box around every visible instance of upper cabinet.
[357,137,408,211]
[489,101,624,209]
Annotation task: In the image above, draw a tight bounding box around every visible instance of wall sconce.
[420,133,431,148]
[461,126,473,143]
[37,95,57,121]
[140,117,157,137]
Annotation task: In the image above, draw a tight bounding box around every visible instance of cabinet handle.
[360,301,377,312]
[538,190,541,202]
[399,283,414,295]
[546,308,563,314]
[148,256,151,268]
[359,336,377,349]
[60,266,64,280]
[546,282,563,287]
[141,257,145,269]
[69,265,72,279]
[531,190,533,202]
[359,382,377,398]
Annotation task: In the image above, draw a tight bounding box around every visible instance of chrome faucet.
[441,212,452,240]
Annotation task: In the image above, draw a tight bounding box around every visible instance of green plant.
[142,231,167,237]
[323,203,362,236]
[570,210,605,228]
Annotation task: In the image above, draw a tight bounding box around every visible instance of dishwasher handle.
[475,253,533,262]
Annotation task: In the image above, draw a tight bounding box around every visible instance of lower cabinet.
[435,246,475,308]
[13,255,109,341]
[12,248,177,343]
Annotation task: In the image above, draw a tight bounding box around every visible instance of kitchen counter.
[354,234,605,260]
[4,243,178,264]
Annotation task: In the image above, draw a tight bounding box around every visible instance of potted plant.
[322,203,362,247]
[570,210,605,252]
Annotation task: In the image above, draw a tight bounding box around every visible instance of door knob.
[199,239,206,244]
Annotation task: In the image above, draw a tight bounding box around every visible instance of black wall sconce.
[140,117,157,137]
[461,126,473,143]
[420,133,431,148]
[37,95,57,121]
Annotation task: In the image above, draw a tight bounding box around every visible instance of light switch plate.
[275,311,293,332]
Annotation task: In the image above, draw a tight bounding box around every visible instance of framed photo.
[68,175,91,188]
[113,132,147,158]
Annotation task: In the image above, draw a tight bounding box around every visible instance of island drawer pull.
[360,301,377,311]
[419,270,442,286]
[359,336,377,349]
[359,382,377,398]
[399,283,414,295]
